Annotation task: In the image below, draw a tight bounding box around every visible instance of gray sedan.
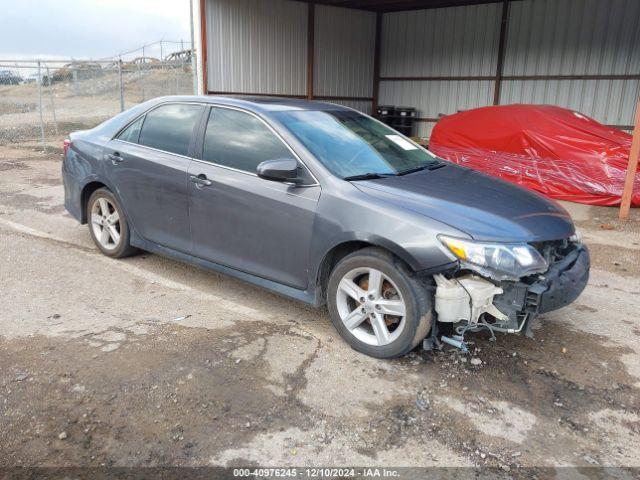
[62,96,589,358]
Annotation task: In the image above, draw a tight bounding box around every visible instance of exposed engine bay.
[428,239,590,350]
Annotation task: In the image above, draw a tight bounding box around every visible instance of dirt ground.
[0,129,639,478]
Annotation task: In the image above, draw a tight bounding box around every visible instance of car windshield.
[273,110,439,179]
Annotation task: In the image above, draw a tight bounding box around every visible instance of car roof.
[90,94,359,140]
[148,95,354,114]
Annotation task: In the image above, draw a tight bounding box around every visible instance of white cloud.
[0,0,192,60]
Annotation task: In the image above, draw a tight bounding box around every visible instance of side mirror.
[256,158,300,183]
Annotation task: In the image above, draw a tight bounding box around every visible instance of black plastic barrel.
[393,106,417,136]
[376,105,396,127]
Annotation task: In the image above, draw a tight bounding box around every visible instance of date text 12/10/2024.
[233,468,401,478]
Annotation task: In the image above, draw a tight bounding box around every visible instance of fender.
[77,174,142,243]
[309,229,458,305]
[309,231,422,296]
[325,231,422,270]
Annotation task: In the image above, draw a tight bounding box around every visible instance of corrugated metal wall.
[204,0,375,109]
[203,0,638,137]
[501,0,640,128]
[314,5,376,100]
[379,3,502,137]
[381,4,502,78]
[205,0,308,95]
[503,0,640,76]
[500,79,640,128]
[379,0,640,138]
[379,81,495,137]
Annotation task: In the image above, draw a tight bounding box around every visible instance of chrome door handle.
[191,174,212,187]
[107,152,124,164]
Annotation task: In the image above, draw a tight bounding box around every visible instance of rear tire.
[327,247,432,359]
[87,188,137,258]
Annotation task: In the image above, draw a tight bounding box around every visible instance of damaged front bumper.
[494,244,590,335]
[433,243,590,338]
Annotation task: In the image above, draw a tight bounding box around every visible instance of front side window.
[273,110,439,179]
[202,107,292,173]
[138,103,202,156]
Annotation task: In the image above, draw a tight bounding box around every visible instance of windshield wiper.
[396,166,427,176]
[397,161,446,176]
[345,161,446,181]
[343,172,396,181]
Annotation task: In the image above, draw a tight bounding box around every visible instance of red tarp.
[429,104,639,207]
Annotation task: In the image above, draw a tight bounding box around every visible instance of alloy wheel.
[335,267,407,346]
[90,197,121,250]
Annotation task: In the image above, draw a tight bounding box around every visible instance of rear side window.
[202,107,292,173]
[138,104,202,156]
[117,116,144,143]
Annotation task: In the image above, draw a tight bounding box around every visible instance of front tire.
[87,188,137,258]
[327,247,432,359]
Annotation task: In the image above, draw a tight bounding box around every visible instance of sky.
[0,0,192,61]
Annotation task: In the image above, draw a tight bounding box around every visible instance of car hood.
[353,164,574,242]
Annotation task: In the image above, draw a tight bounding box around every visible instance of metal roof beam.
[293,0,508,12]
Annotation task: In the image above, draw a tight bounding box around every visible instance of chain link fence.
[0,52,196,153]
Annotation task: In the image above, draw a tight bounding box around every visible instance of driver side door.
[188,106,320,290]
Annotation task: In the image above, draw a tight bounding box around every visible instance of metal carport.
[192,0,640,216]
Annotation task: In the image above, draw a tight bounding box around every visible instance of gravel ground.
[0,132,639,478]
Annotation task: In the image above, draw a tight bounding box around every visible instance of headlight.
[569,230,582,243]
[439,235,548,280]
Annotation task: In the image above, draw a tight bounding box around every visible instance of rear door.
[106,103,203,252]
[188,106,320,289]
